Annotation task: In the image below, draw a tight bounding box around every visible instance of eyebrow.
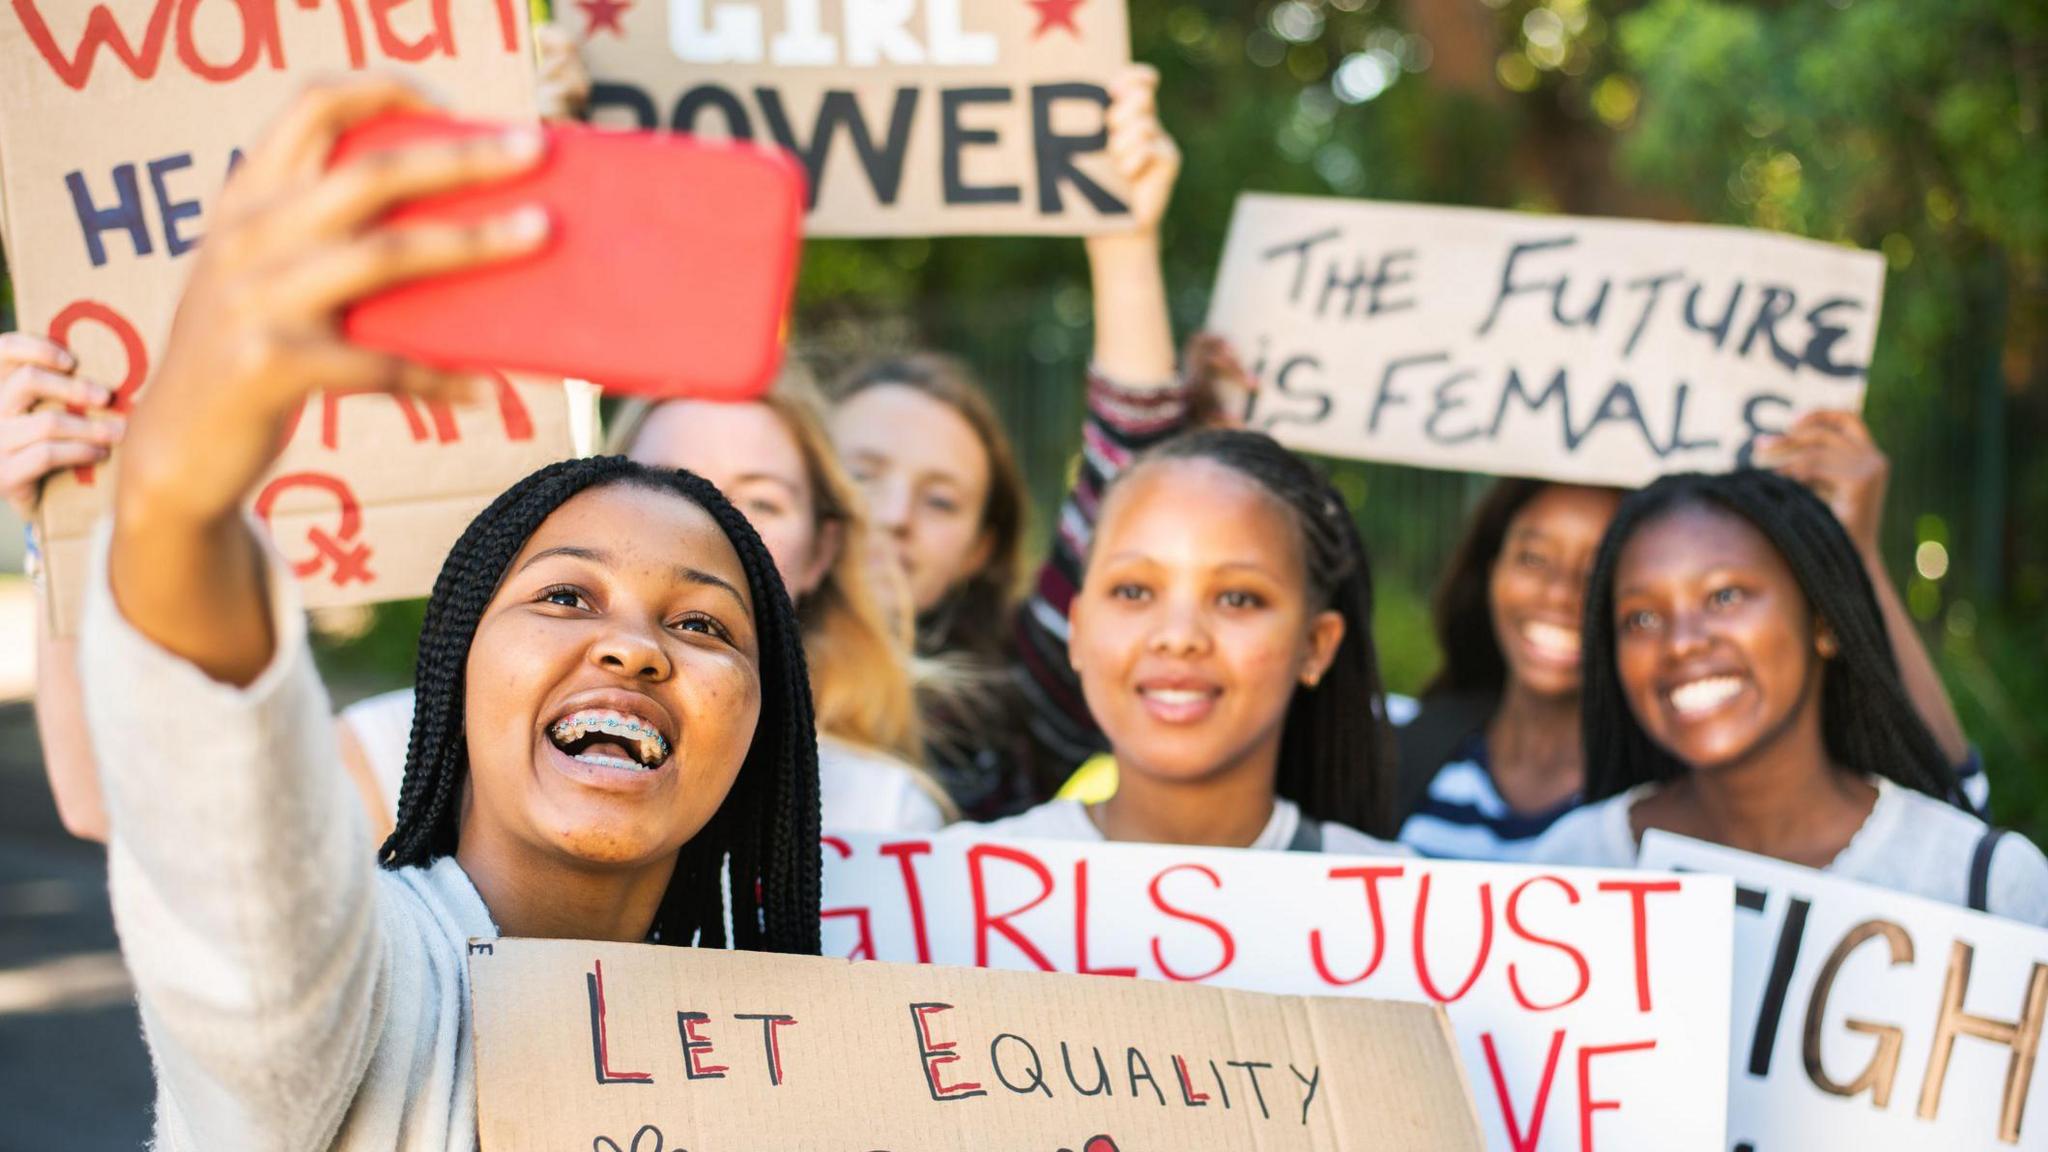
[1098,552,1281,578]
[675,566,750,611]
[518,545,609,573]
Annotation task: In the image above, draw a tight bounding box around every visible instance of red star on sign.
[577,0,631,38]
[1029,0,1085,39]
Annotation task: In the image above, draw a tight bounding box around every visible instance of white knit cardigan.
[83,529,500,1150]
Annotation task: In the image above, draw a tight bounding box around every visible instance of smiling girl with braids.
[1529,469,2046,924]
[983,429,1408,853]
[80,80,819,1149]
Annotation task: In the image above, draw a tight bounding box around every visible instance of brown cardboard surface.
[578,0,1133,236]
[1205,193,1887,487]
[0,1,572,631]
[469,938,1485,1151]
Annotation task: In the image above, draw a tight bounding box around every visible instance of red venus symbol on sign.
[1029,0,1086,39]
[577,0,632,38]
[254,473,376,587]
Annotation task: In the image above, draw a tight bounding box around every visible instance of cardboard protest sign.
[1639,832,2048,1151]
[822,830,1733,1152]
[578,0,1133,236]
[1204,194,1887,487]
[0,1,575,630]
[468,937,1486,1151]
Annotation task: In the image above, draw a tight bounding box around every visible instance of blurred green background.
[6,0,2043,839]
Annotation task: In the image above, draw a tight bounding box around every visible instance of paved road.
[0,701,154,1149]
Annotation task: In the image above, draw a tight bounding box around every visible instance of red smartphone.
[333,115,806,400]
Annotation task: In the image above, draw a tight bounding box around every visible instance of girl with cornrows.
[341,365,950,834]
[1528,469,2046,924]
[81,79,820,1148]
[1396,413,1984,861]
[983,429,1409,854]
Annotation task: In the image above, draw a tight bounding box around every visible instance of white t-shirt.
[978,796,1412,857]
[339,688,951,835]
[1528,776,2048,927]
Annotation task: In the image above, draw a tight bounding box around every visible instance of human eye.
[1707,586,1748,610]
[1516,549,1550,570]
[745,496,787,521]
[670,611,735,643]
[1107,583,1151,603]
[923,492,961,515]
[1217,589,1266,610]
[536,584,591,610]
[1619,607,1661,634]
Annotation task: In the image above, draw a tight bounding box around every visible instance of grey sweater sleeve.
[81,523,383,1150]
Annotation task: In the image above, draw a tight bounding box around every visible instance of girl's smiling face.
[1612,501,1828,772]
[458,483,763,871]
[831,383,994,614]
[1488,485,1620,699]
[1068,458,1344,787]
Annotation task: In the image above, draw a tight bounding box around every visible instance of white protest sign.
[1204,194,1887,486]
[577,0,1133,236]
[1640,832,2048,1151]
[822,830,1734,1152]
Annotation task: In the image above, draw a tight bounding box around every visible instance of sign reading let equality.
[0,1,576,631]
[468,939,1486,1151]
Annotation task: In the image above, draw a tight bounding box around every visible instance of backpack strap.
[1968,827,2007,913]
[1394,692,1499,823]
[1287,817,1325,853]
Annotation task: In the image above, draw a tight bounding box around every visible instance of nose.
[1145,595,1211,658]
[590,618,672,682]
[867,478,912,536]
[1541,561,1587,614]
[1664,607,1710,660]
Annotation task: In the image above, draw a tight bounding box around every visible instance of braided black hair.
[1580,469,1959,807]
[1128,430,1397,837]
[379,456,822,954]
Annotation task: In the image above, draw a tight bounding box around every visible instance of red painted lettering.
[1482,1029,1563,1152]
[1308,864,1405,986]
[677,1011,728,1079]
[819,836,875,961]
[366,0,449,60]
[1075,860,1137,977]
[1172,1054,1211,1106]
[1413,873,1495,1003]
[174,0,282,82]
[12,0,177,89]
[878,839,934,964]
[1506,875,1590,1012]
[253,471,374,585]
[909,1003,987,1101]
[1597,879,1680,1012]
[968,844,1056,970]
[586,958,653,1084]
[1577,1039,1656,1150]
[1148,864,1234,982]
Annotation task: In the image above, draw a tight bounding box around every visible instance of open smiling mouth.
[547,709,672,772]
[1667,675,1746,719]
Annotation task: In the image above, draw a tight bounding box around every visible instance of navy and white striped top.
[1397,732,1993,862]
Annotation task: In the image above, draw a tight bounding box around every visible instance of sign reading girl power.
[1639,833,2048,1151]
[468,939,1485,1150]
[579,0,1132,235]
[822,831,1734,1152]
[0,1,575,630]
[1205,194,1887,487]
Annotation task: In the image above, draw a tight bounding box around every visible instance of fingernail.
[502,126,544,161]
[502,205,550,243]
[57,349,78,372]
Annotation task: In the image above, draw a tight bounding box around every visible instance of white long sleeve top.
[82,529,500,1150]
